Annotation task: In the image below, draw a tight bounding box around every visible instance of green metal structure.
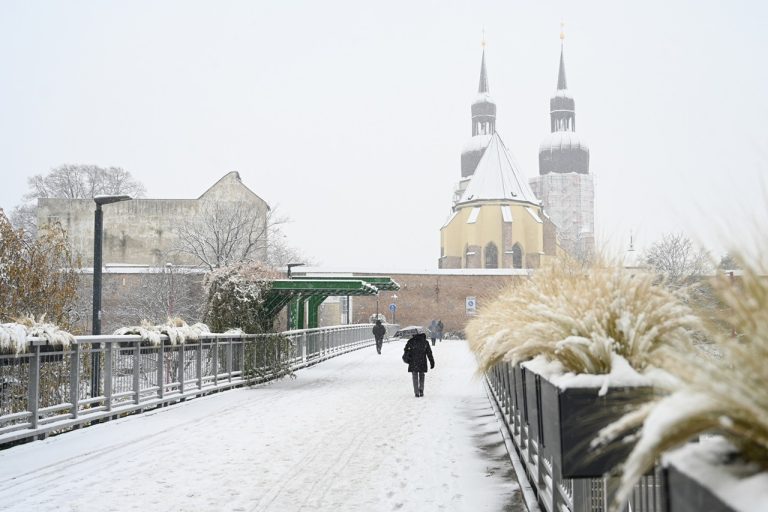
[262,277,400,330]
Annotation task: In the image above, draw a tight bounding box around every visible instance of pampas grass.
[467,257,699,374]
[0,315,75,354]
[114,318,211,345]
[598,252,768,510]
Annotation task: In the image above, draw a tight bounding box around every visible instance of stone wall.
[297,270,529,336]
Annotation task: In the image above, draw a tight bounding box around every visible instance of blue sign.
[389,303,397,313]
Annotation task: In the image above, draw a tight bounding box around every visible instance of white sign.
[466,296,477,315]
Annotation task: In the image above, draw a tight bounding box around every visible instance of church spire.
[478,48,489,93]
[557,23,568,90]
[557,43,568,91]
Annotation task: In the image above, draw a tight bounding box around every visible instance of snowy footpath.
[0,339,523,512]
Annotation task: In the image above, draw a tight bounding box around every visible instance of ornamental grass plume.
[0,315,75,354]
[114,318,211,345]
[466,256,699,374]
[597,252,768,510]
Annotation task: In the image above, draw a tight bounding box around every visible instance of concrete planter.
[534,370,653,479]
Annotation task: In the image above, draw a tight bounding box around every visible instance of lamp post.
[286,262,305,329]
[91,194,131,397]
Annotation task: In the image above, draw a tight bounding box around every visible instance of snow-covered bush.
[467,257,699,374]
[203,262,281,334]
[202,262,294,381]
[596,252,768,510]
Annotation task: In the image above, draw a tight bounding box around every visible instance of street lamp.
[286,262,305,329]
[92,194,132,397]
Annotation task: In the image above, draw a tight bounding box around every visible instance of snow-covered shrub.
[467,257,699,374]
[203,262,281,334]
[203,262,294,381]
[596,252,768,510]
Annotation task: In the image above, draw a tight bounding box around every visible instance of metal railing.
[485,361,664,512]
[0,323,398,447]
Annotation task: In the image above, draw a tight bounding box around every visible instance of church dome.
[538,131,590,174]
[472,92,497,116]
[538,131,589,153]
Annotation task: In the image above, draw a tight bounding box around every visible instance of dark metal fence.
[485,361,664,512]
[0,323,398,447]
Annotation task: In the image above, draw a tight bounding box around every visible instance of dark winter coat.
[372,323,386,340]
[403,333,435,373]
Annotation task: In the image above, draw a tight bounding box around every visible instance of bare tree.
[11,164,146,236]
[25,164,146,200]
[114,265,206,328]
[174,200,286,271]
[644,232,713,287]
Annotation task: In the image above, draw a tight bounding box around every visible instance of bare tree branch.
[173,201,285,271]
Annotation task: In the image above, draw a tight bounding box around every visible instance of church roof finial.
[557,25,568,91]
[478,31,489,93]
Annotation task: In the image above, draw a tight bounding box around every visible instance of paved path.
[0,339,523,512]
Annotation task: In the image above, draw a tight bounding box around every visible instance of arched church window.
[484,242,498,269]
[512,243,523,269]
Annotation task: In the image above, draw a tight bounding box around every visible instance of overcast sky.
[1,1,766,271]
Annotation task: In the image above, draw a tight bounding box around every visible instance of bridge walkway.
[0,339,524,512]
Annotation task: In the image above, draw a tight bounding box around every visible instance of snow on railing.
[0,323,399,447]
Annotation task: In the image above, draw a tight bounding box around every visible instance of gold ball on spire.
[560,21,565,41]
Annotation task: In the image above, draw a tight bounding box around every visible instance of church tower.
[453,45,497,205]
[440,43,557,270]
[530,30,595,261]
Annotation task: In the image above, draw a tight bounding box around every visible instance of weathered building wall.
[36,172,269,267]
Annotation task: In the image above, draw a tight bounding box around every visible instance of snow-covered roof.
[553,88,572,99]
[461,134,492,154]
[538,130,589,153]
[457,132,540,206]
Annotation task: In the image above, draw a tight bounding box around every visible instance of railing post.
[157,343,165,401]
[213,339,219,386]
[104,341,113,411]
[133,341,141,405]
[301,332,307,364]
[196,340,203,390]
[69,342,81,419]
[239,339,245,380]
[28,344,40,429]
[179,343,185,396]
[227,337,233,382]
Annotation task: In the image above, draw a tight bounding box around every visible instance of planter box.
[665,440,768,512]
[524,366,541,443]
[535,370,653,479]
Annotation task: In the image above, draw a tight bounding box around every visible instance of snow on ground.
[0,339,523,512]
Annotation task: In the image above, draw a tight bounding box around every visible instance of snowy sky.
[1,1,767,270]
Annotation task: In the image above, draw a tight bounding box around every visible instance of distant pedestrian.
[436,320,444,343]
[402,332,435,397]
[429,319,437,346]
[372,319,386,355]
